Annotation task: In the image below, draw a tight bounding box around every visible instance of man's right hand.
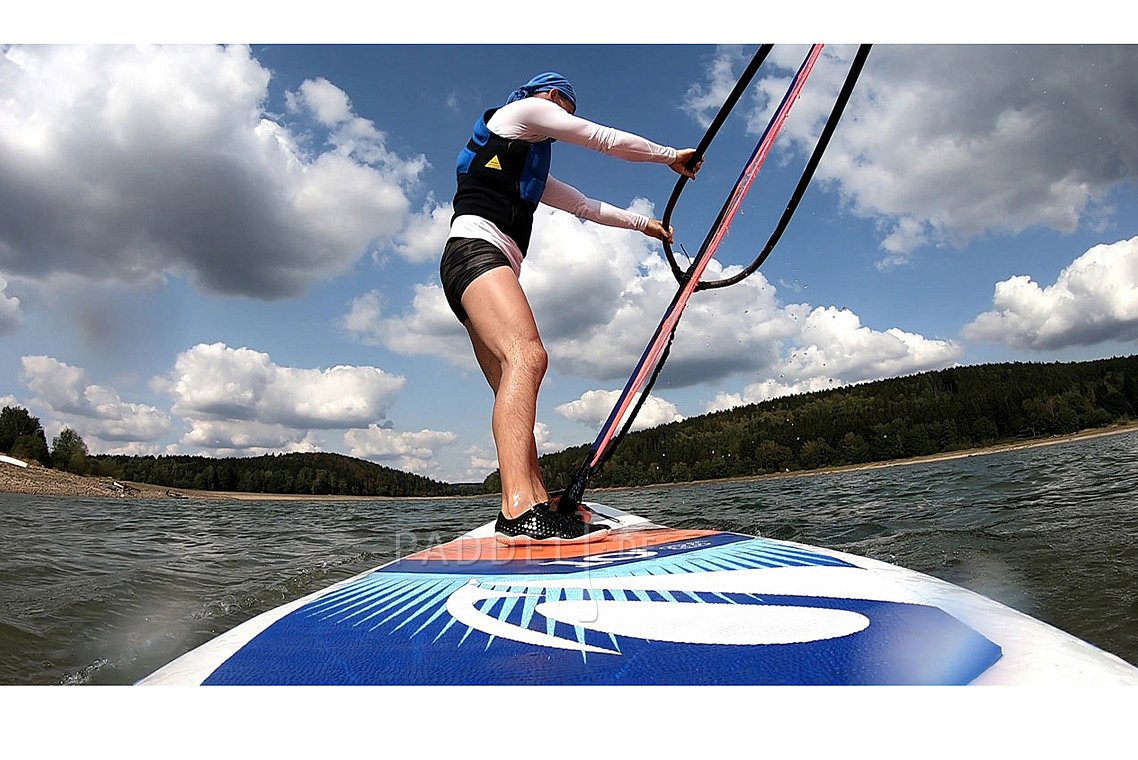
[670,148,702,179]
[644,219,674,243]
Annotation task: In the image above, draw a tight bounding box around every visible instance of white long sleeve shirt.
[449,97,677,273]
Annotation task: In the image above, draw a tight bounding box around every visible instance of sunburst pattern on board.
[295,536,853,659]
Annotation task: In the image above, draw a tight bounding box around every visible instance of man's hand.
[644,219,674,243]
[669,148,702,179]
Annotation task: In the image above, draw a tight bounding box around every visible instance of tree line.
[487,355,1138,492]
[86,452,454,496]
[0,407,452,496]
[6,355,1137,497]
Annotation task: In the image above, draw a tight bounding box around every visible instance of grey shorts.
[439,237,512,324]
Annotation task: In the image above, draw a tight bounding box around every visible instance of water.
[2,431,1137,686]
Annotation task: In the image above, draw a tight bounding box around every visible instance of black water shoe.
[494,502,610,545]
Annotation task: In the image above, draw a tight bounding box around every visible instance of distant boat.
[0,454,29,468]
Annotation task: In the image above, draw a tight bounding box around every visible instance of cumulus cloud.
[963,236,1138,350]
[344,425,458,475]
[683,46,752,128]
[19,355,171,445]
[393,200,453,263]
[533,421,564,455]
[0,45,426,298]
[0,276,21,334]
[695,45,1138,265]
[160,342,405,430]
[708,308,963,410]
[182,419,325,456]
[460,444,500,483]
[355,201,961,412]
[342,287,470,365]
[351,202,670,372]
[154,343,457,471]
[556,389,684,433]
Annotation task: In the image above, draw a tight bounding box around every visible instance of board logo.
[447,576,872,653]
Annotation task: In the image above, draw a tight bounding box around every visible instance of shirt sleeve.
[540,175,650,232]
[489,98,678,164]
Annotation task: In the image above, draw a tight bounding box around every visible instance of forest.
[86,452,455,496]
[4,356,1136,497]
[488,355,1138,492]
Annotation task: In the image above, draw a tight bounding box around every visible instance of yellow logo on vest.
[485,155,503,170]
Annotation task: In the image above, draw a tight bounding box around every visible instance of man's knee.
[512,336,548,379]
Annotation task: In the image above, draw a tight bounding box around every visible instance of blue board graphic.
[201,534,1002,685]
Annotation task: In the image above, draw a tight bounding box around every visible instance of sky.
[2,6,1137,484]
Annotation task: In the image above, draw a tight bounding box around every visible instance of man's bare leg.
[461,267,549,519]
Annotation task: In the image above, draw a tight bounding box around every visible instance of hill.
[490,355,1138,492]
[88,451,455,497]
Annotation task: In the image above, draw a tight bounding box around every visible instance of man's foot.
[494,502,610,545]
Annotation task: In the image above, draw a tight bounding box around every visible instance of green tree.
[1,406,49,464]
[1,406,43,453]
[800,438,836,470]
[11,433,50,464]
[51,427,90,474]
[839,432,871,463]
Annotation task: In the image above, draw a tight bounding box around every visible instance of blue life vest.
[452,108,552,255]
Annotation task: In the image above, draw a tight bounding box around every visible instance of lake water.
[2,431,1136,686]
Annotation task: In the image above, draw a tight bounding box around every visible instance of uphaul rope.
[560,44,873,511]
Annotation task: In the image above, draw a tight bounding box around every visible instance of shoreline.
[3,421,1137,502]
[644,420,1138,492]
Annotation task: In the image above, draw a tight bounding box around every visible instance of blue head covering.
[504,72,577,109]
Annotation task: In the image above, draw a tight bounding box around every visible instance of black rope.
[661,45,773,283]
[697,44,872,290]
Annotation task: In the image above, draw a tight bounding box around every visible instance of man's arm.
[541,175,674,242]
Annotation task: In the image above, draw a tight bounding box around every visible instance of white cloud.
[345,201,668,376]
[683,46,751,128]
[101,441,180,457]
[393,200,453,263]
[19,355,171,445]
[706,307,962,410]
[0,45,426,298]
[556,389,684,433]
[0,276,22,334]
[460,445,499,483]
[964,236,1138,350]
[154,343,464,468]
[703,45,1138,264]
[784,307,962,381]
[532,421,563,455]
[342,287,470,364]
[161,342,406,430]
[344,424,458,474]
[362,200,961,414]
[288,77,353,127]
[182,419,325,456]
[286,76,428,182]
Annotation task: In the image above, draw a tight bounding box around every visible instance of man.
[440,72,700,545]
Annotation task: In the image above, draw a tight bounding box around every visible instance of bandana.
[504,72,577,109]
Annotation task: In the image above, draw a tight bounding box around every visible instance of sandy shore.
[3,421,1137,501]
[0,463,179,499]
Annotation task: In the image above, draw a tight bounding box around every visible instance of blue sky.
[3,8,1137,483]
